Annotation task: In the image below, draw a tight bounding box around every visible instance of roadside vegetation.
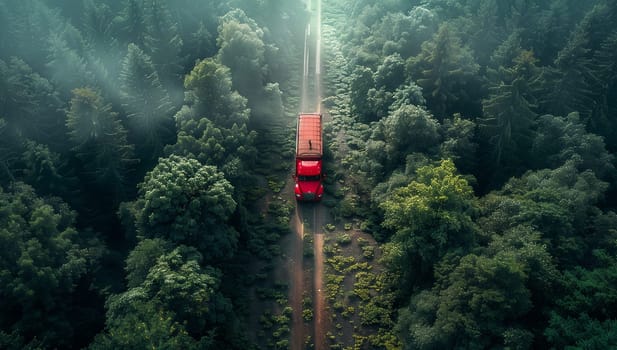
[321,0,617,348]
[2,0,617,349]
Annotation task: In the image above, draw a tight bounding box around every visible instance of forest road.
[289,204,305,350]
[311,204,327,350]
[290,0,327,349]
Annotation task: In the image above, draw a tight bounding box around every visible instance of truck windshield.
[298,175,320,181]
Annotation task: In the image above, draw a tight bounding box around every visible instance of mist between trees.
[1,0,617,349]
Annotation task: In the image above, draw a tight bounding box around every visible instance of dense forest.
[321,0,617,348]
[0,0,306,348]
[1,0,617,349]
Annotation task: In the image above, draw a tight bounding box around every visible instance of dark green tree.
[0,58,64,147]
[0,182,104,349]
[398,253,531,349]
[532,112,615,180]
[46,32,94,96]
[92,246,237,349]
[217,9,265,102]
[114,0,147,48]
[125,238,172,288]
[143,0,183,94]
[21,140,71,198]
[135,155,238,262]
[181,58,250,129]
[349,65,375,122]
[374,104,440,175]
[363,54,426,122]
[0,118,18,185]
[408,24,481,120]
[537,2,616,122]
[89,301,202,350]
[440,114,478,175]
[480,50,541,178]
[591,31,617,149]
[216,8,284,127]
[66,87,135,201]
[545,255,617,348]
[480,159,608,266]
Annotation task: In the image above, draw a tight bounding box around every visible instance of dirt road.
[289,0,328,348]
[309,204,327,350]
[288,203,306,350]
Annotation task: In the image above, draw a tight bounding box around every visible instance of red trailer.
[294,113,324,201]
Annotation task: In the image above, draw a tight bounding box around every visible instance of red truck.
[294,113,324,201]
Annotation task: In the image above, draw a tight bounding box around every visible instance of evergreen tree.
[591,31,617,149]
[349,65,375,122]
[119,43,175,162]
[409,24,481,120]
[66,88,135,202]
[115,0,147,48]
[143,0,183,94]
[167,58,256,184]
[480,50,540,175]
[0,58,64,147]
[216,8,274,126]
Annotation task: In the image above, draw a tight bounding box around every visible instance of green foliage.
[215,8,285,127]
[336,233,352,246]
[217,9,265,100]
[399,253,531,349]
[440,113,477,174]
[135,155,237,262]
[0,182,104,348]
[66,87,135,200]
[408,24,481,120]
[379,104,440,162]
[381,159,477,289]
[480,50,540,173]
[143,0,183,90]
[125,238,172,288]
[481,159,608,265]
[119,43,175,160]
[94,246,240,348]
[21,140,71,197]
[181,58,249,128]
[89,301,204,350]
[167,58,256,185]
[349,66,375,122]
[0,58,63,146]
[538,2,615,122]
[532,112,615,179]
[545,255,617,348]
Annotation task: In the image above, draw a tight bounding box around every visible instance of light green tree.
[381,159,477,293]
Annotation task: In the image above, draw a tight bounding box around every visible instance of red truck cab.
[294,113,324,201]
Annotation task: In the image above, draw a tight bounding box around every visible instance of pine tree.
[119,43,174,161]
[143,0,183,93]
[116,0,147,48]
[410,24,481,120]
[66,88,135,201]
[480,50,540,173]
